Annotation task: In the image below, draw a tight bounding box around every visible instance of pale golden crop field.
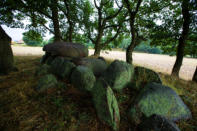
[12,45,197,81]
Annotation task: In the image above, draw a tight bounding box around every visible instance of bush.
[134,43,163,54]
[22,30,43,46]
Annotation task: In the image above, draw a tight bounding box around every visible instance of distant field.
[12,45,197,81]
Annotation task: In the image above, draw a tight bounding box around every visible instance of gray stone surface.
[129,83,192,122]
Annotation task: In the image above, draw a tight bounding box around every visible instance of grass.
[0,56,196,131]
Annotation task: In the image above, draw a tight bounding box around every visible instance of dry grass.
[0,56,113,131]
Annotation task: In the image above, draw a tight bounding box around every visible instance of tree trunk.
[171,0,190,77]
[93,28,103,57]
[51,0,61,42]
[94,42,101,57]
[124,0,142,64]
[126,42,135,64]
[126,17,136,64]
[67,22,73,42]
[0,25,14,75]
[192,66,197,82]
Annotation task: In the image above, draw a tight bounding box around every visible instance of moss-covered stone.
[43,42,89,58]
[131,67,162,90]
[51,57,76,78]
[71,66,95,92]
[35,64,51,76]
[37,74,58,92]
[76,57,107,76]
[103,60,134,91]
[92,78,120,131]
[45,56,55,65]
[138,114,181,131]
[129,83,192,122]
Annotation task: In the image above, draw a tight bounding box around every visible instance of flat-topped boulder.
[43,42,88,58]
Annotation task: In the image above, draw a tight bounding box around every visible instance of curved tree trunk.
[0,25,14,75]
[171,0,190,77]
[192,66,197,82]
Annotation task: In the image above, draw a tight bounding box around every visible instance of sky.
[2,25,52,41]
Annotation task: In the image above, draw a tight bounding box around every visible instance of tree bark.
[192,66,197,82]
[94,42,101,56]
[126,41,135,64]
[126,16,136,64]
[67,22,73,42]
[64,0,74,42]
[171,0,190,77]
[50,0,62,42]
[125,0,142,64]
[0,25,14,75]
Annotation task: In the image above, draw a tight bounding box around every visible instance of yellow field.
[12,45,197,80]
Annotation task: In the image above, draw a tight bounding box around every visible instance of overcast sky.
[2,25,52,41]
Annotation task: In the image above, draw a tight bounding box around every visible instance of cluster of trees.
[0,0,196,80]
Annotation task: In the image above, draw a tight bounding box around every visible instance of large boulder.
[43,42,88,58]
[92,78,120,131]
[45,55,55,65]
[0,26,14,74]
[37,74,58,92]
[35,64,51,77]
[74,57,107,76]
[129,83,192,123]
[131,66,162,90]
[103,60,134,91]
[50,57,76,78]
[138,114,180,131]
[71,66,96,92]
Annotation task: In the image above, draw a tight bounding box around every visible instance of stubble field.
[12,45,197,81]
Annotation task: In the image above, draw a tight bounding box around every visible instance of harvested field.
[12,45,197,81]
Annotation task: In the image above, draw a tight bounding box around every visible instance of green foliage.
[22,30,43,46]
[134,43,163,54]
[80,0,126,53]
[148,0,197,57]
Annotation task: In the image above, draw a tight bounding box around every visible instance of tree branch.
[94,0,100,9]
[104,24,119,29]
[105,5,123,21]
[103,25,121,46]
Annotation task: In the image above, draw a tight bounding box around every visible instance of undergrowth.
[0,56,196,131]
